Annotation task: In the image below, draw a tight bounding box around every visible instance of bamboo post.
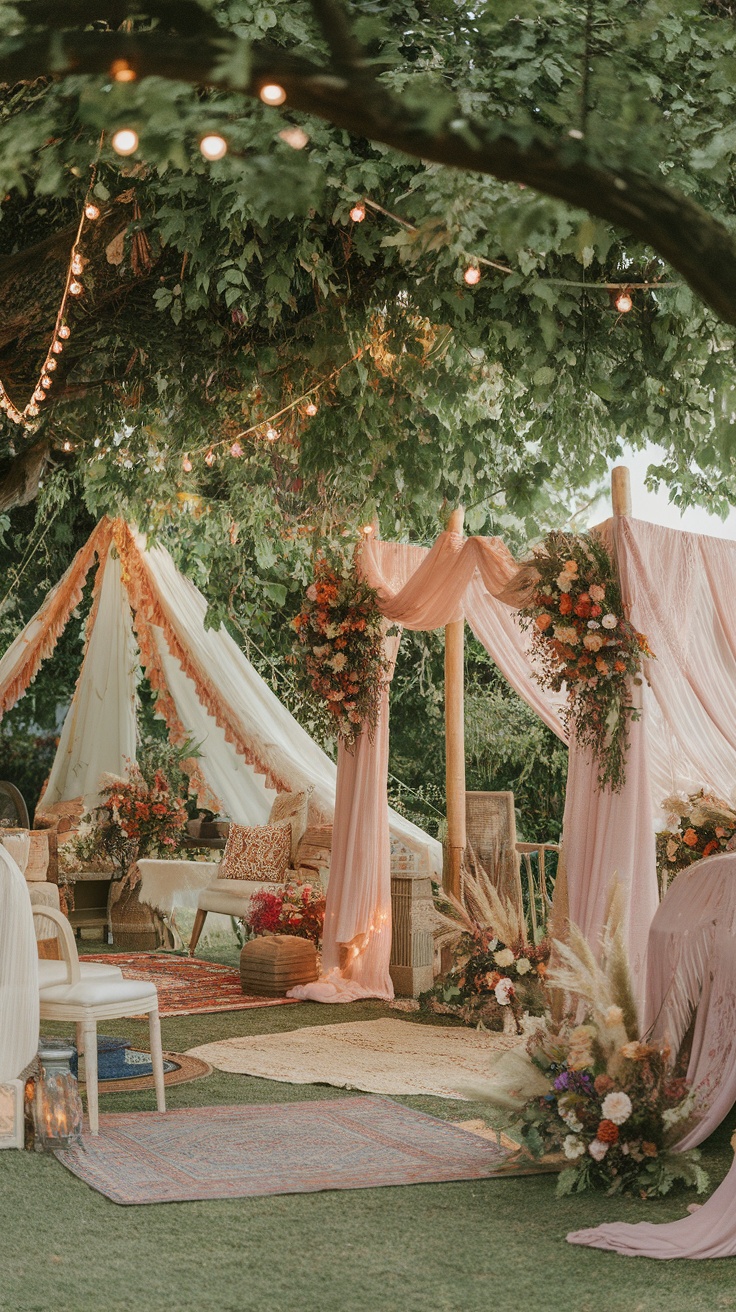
[611,464,632,517]
[444,506,466,898]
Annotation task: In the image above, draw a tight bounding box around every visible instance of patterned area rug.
[55,1096,511,1204]
[79,1049,213,1095]
[79,952,300,1017]
[188,1017,523,1100]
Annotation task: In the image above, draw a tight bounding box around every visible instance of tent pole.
[611,464,632,517]
[444,506,466,898]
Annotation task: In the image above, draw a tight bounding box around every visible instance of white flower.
[601,1091,633,1125]
[601,613,618,629]
[556,573,574,593]
[515,957,531,975]
[494,977,515,1005]
[560,1110,584,1133]
[488,937,498,951]
[563,1135,586,1160]
[330,653,347,671]
[587,619,601,629]
[588,1139,609,1162]
[604,1005,623,1027]
[494,948,515,968]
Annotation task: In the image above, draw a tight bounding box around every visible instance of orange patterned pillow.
[220,821,291,882]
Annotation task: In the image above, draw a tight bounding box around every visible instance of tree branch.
[2,27,736,324]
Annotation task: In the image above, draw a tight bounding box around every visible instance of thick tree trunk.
[1,25,736,324]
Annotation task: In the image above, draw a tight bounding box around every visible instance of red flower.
[558,593,573,615]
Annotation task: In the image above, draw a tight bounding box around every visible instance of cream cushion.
[38,978,158,1009]
[38,960,123,988]
[196,877,285,916]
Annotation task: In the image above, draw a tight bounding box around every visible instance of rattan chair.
[465,791,558,937]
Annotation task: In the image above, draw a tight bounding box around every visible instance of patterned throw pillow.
[268,790,309,865]
[220,821,291,882]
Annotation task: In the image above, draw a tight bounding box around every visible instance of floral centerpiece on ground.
[486,891,708,1198]
[421,849,550,1030]
[517,530,652,791]
[292,547,390,749]
[241,881,326,946]
[657,788,736,885]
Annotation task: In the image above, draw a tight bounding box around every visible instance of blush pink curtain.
[293,531,566,1003]
[567,1158,736,1258]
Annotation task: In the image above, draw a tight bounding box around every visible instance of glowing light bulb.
[614,289,633,313]
[71,254,83,275]
[199,133,228,161]
[41,375,52,389]
[58,325,71,340]
[204,449,216,466]
[230,442,243,457]
[112,128,139,157]
[69,280,83,296]
[84,203,100,221]
[182,455,193,472]
[45,359,57,371]
[305,401,318,416]
[62,440,74,452]
[34,388,45,402]
[350,202,366,223]
[463,264,481,286]
[265,426,279,441]
[260,83,286,106]
[361,523,374,535]
[52,340,63,354]
[278,126,309,150]
[111,59,136,82]
[27,404,39,417]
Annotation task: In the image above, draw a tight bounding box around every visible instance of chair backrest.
[0,782,30,830]
[31,905,80,985]
[465,791,523,916]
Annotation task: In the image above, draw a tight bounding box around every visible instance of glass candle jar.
[33,1040,84,1152]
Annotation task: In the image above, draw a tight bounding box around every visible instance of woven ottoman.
[240,935,318,997]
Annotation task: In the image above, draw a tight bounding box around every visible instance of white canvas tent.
[0,517,440,870]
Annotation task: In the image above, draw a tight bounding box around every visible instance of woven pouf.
[240,935,318,997]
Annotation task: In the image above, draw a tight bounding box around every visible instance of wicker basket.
[109,877,161,952]
[240,934,318,997]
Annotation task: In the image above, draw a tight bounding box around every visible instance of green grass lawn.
[2,942,734,1312]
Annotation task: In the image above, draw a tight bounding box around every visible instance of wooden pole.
[444,506,466,898]
[611,464,632,517]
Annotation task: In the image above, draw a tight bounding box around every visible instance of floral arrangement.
[489,894,708,1198]
[241,880,326,946]
[657,789,736,884]
[292,548,390,749]
[517,530,652,792]
[67,767,188,877]
[421,848,550,1030]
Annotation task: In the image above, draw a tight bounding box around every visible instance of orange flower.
[535,613,553,631]
[558,593,573,615]
[596,1119,619,1144]
[641,1141,658,1158]
[683,828,699,848]
[702,839,719,856]
[614,659,626,673]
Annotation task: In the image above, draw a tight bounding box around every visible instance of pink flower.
[306,584,318,601]
[494,977,515,1005]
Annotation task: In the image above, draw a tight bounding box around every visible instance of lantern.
[32,1040,84,1151]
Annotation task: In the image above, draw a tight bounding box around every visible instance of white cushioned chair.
[33,905,165,1136]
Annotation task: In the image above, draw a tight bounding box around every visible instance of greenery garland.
[518,531,653,793]
[292,548,390,750]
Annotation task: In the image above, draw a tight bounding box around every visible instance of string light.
[199,133,228,161]
[463,264,481,286]
[111,128,138,157]
[361,523,374,535]
[58,325,70,340]
[71,254,84,275]
[305,401,318,416]
[62,440,74,452]
[51,341,63,354]
[68,281,83,296]
[260,83,286,106]
[614,289,634,313]
[204,448,216,466]
[182,455,193,472]
[111,60,136,83]
[349,202,366,223]
[265,426,279,441]
[84,203,100,221]
[278,126,309,150]
[230,442,243,457]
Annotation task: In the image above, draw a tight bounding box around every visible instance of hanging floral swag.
[292,547,391,750]
[517,530,653,792]
[657,789,736,885]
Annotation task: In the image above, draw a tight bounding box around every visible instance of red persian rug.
[79,953,301,1018]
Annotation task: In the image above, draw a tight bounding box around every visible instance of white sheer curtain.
[0,846,38,1081]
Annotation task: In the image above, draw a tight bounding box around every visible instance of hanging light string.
[0,137,105,429]
[180,348,365,469]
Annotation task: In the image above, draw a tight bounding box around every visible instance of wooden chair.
[0,781,29,829]
[33,905,165,1135]
[465,791,558,937]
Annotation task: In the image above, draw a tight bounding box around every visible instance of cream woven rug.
[187,1018,522,1100]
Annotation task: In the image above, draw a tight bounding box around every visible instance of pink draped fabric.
[293,531,566,1003]
[643,851,736,1150]
[567,1158,736,1257]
